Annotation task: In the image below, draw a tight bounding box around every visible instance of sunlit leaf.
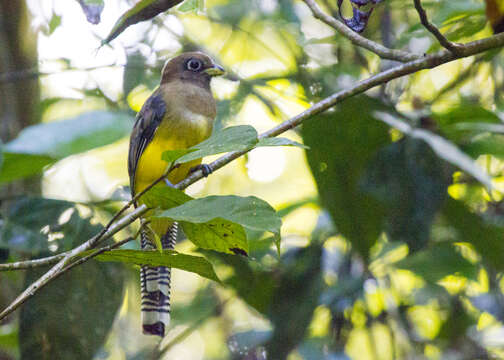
[48,14,61,35]
[442,198,504,271]
[178,0,204,12]
[394,243,477,282]
[182,219,248,255]
[102,0,184,45]
[375,111,493,190]
[93,249,220,282]
[303,96,392,260]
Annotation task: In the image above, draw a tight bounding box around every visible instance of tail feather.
[140,222,178,337]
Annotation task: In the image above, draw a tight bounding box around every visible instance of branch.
[1,31,504,321]
[303,0,421,62]
[413,0,464,54]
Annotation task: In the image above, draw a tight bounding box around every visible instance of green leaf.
[302,96,392,260]
[140,184,193,209]
[394,243,477,283]
[174,125,258,163]
[182,219,248,255]
[0,152,54,183]
[20,259,123,360]
[102,0,184,45]
[123,50,147,98]
[154,195,281,234]
[442,198,504,271]
[178,0,204,12]
[76,0,104,24]
[161,149,197,164]
[5,111,133,159]
[362,138,450,251]
[48,14,61,34]
[93,249,220,282]
[256,137,308,149]
[1,112,133,183]
[375,111,493,190]
[463,134,504,159]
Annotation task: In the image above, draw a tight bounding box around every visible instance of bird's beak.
[204,64,225,77]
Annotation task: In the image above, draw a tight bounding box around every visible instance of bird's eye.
[186,58,202,72]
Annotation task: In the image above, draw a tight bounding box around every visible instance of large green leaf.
[140,183,193,209]
[0,152,54,183]
[5,111,133,158]
[362,138,450,251]
[442,198,504,271]
[394,243,477,282]
[19,259,123,360]
[166,125,258,163]
[102,0,184,45]
[93,249,220,282]
[302,95,392,260]
[375,112,493,190]
[1,112,133,183]
[162,125,307,166]
[154,195,281,255]
[181,219,248,255]
[154,195,281,234]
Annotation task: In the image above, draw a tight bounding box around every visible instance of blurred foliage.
[1,0,504,359]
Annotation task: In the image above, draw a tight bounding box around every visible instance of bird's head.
[161,52,225,89]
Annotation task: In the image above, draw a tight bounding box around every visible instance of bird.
[128,52,224,337]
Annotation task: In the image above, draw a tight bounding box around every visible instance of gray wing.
[128,91,167,196]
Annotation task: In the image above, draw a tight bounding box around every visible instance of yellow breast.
[134,81,215,195]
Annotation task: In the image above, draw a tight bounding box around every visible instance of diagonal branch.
[1,31,504,321]
[303,0,421,62]
[413,0,464,54]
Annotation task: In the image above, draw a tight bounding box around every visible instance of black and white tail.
[140,222,178,337]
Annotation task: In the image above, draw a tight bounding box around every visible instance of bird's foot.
[190,164,213,177]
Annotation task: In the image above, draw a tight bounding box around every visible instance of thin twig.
[1,31,504,321]
[413,0,464,55]
[303,0,421,62]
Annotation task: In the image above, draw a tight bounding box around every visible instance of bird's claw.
[190,164,213,177]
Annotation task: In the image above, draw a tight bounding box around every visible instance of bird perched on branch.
[128,52,224,336]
